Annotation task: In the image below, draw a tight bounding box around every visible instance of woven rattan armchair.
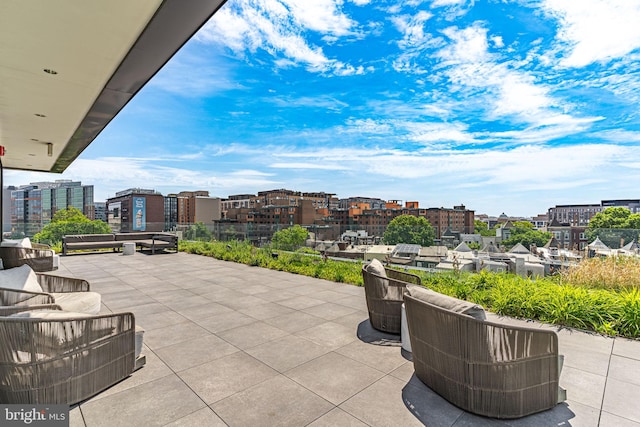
[0,309,143,404]
[0,246,56,272]
[361,259,421,334]
[404,288,566,419]
[0,272,98,314]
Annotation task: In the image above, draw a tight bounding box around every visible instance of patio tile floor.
[56,251,640,427]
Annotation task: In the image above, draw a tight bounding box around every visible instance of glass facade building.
[9,180,95,237]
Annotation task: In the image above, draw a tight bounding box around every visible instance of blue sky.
[7,0,640,217]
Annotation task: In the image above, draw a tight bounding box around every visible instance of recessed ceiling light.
[34,113,46,117]
[44,69,58,75]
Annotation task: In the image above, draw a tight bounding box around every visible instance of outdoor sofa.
[62,232,178,255]
[404,284,566,419]
[0,306,145,404]
[0,238,58,272]
[0,265,100,315]
[0,265,145,404]
[361,258,422,334]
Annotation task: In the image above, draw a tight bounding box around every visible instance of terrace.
[56,250,639,427]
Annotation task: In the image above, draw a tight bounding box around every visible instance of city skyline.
[5,0,640,217]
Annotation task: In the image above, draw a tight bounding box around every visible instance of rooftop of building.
[57,251,640,426]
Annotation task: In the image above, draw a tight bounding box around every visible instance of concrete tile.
[278,295,326,309]
[81,375,205,427]
[336,339,407,374]
[212,375,334,427]
[302,302,359,321]
[194,310,258,333]
[178,352,278,404]
[239,301,296,320]
[296,321,358,350]
[218,294,268,310]
[608,354,640,386]
[172,301,234,321]
[603,378,640,423]
[85,349,173,402]
[143,321,210,350]
[332,311,370,330]
[307,408,369,427]
[560,340,612,376]
[254,289,300,302]
[599,412,640,427]
[334,294,369,311]
[389,361,415,382]
[341,375,460,427]
[286,352,385,405]
[69,406,85,427]
[613,337,640,360]
[246,334,330,372]
[155,334,240,372]
[264,310,326,333]
[559,365,606,409]
[216,321,288,350]
[133,310,189,331]
[311,289,353,302]
[502,400,595,427]
[161,408,227,427]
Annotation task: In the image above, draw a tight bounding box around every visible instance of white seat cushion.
[0,238,32,248]
[0,264,43,293]
[135,325,145,358]
[50,292,101,315]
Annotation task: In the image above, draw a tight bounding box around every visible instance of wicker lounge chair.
[404,285,566,419]
[0,246,56,272]
[0,308,145,404]
[0,267,100,314]
[361,259,421,334]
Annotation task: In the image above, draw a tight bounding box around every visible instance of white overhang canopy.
[0,0,227,173]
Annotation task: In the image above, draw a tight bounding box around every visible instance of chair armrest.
[385,268,422,286]
[36,273,90,293]
[0,247,54,272]
[31,243,52,250]
[0,287,55,306]
[0,304,62,316]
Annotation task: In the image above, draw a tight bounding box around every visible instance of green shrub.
[179,240,639,338]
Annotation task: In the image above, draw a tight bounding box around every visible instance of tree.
[382,215,435,246]
[184,222,212,241]
[501,222,551,250]
[586,207,640,248]
[271,225,308,251]
[33,207,112,245]
[474,219,495,236]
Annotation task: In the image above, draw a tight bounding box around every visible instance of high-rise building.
[107,188,164,233]
[94,202,107,222]
[9,180,95,237]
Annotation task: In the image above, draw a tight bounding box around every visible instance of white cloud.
[269,162,350,170]
[403,121,475,145]
[149,52,242,96]
[196,0,364,75]
[541,0,640,67]
[280,0,357,36]
[436,24,602,138]
[391,11,434,49]
[431,0,467,6]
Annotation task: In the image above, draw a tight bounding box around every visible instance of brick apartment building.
[328,203,474,240]
[107,188,165,232]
